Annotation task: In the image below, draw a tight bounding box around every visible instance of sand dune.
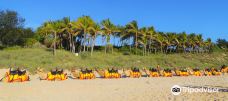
[0,69,227,101]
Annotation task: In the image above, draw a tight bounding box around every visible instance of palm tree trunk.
[79,36,83,53]
[72,35,75,53]
[53,32,56,55]
[69,33,72,52]
[191,45,194,53]
[155,48,157,54]
[87,38,90,52]
[160,43,163,53]
[91,35,96,56]
[176,45,179,53]
[135,32,138,55]
[59,34,62,49]
[169,46,172,53]
[83,30,86,52]
[142,46,144,56]
[183,46,186,53]
[149,38,152,54]
[147,48,149,55]
[111,35,113,54]
[110,36,113,54]
[91,41,94,56]
[145,45,147,56]
[105,35,107,54]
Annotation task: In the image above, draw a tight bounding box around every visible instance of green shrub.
[24,38,38,48]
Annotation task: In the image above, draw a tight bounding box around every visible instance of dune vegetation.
[0,47,227,73]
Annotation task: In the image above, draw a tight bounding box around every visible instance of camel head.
[35,67,45,73]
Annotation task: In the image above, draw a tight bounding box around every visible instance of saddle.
[149,68,158,72]
[132,68,139,72]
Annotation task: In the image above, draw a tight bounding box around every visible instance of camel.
[143,67,160,77]
[174,67,190,76]
[150,68,160,77]
[95,68,105,78]
[162,68,172,77]
[204,68,212,76]
[221,65,228,74]
[70,68,80,79]
[142,68,150,77]
[123,68,131,77]
[128,67,141,78]
[190,67,202,76]
[35,67,47,80]
[78,68,95,79]
[36,67,67,81]
[95,68,121,78]
[174,67,181,76]
[211,68,221,76]
[117,68,129,78]
[186,67,193,75]
[2,67,30,82]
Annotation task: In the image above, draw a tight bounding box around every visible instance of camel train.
[0,65,227,82]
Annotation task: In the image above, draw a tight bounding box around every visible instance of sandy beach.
[0,69,227,101]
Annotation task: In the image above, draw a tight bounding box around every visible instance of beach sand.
[0,69,227,101]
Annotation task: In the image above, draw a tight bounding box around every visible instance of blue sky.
[0,0,228,44]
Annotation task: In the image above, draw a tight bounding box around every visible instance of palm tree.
[155,32,167,53]
[178,32,187,53]
[36,17,216,55]
[75,16,94,52]
[37,22,51,36]
[187,33,196,53]
[120,26,133,52]
[61,17,75,52]
[195,34,203,53]
[147,26,156,54]
[125,20,140,54]
[89,23,101,56]
[204,38,212,53]
[37,21,61,55]
[139,27,148,56]
[166,32,179,53]
[113,25,122,47]
[101,19,116,54]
